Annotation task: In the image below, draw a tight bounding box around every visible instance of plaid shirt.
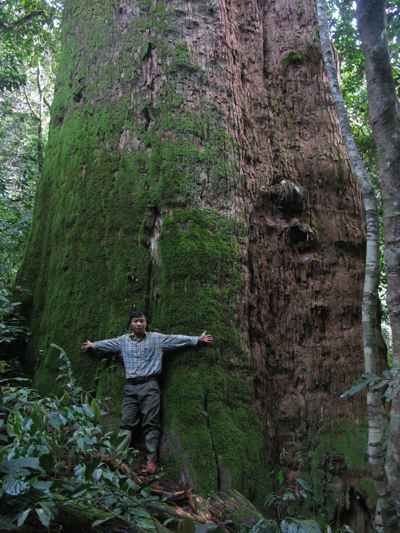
[92,331,198,379]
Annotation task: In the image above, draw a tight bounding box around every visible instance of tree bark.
[355,0,400,516]
[316,2,399,532]
[17,0,370,515]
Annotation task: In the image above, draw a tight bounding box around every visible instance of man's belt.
[127,376,158,385]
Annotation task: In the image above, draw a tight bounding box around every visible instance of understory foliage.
[0,346,355,533]
[0,345,158,530]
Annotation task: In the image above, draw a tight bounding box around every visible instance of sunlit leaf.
[3,476,27,495]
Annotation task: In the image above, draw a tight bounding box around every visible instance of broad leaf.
[17,509,31,527]
[36,507,51,527]
[39,453,53,474]
[178,517,196,533]
[47,413,62,430]
[3,477,27,495]
[0,457,42,475]
[296,478,313,493]
[85,457,102,480]
[93,518,112,527]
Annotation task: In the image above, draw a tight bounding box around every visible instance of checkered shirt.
[92,331,198,379]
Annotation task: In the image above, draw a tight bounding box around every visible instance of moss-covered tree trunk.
[17,0,372,512]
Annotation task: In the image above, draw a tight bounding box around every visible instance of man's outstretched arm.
[160,331,213,350]
[81,338,121,353]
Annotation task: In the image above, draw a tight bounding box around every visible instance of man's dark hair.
[130,310,147,321]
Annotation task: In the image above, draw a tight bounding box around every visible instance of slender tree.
[355,0,400,514]
[316,2,399,531]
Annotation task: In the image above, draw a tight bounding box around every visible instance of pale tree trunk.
[36,63,44,174]
[23,64,45,174]
[17,0,371,517]
[316,2,400,532]
[356,0,400,515]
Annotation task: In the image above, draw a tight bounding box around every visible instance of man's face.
[130,316,147,338]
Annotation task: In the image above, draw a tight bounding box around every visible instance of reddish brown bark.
[17,0,372,520]
[246,0,366,465]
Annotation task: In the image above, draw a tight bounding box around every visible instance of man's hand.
[198,332,213,344]
[81,341,93,352]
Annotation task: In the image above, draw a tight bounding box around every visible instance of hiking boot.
[143,459,157,474]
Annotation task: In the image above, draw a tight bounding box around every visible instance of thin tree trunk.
[316,2,400,532]
[36,64,44,174]
[355,0,400,515]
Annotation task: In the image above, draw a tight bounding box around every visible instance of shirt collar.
[130,331,148,342]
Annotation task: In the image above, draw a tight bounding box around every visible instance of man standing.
[81,310,213,473]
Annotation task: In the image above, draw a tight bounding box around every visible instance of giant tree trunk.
[18,0,370,514]
[356,0,400,515]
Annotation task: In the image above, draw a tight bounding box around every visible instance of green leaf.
[31,404,43,428]
[93,518,112,527]
[280,521,289,533]
[384,383,400,402]
[342,526,354,533]
[178,517,196,533]
[283,492,296,502]
[0,457,42,475]
[62,391,70,405]
[85,457,102,480]
[69,485,88,498]
[297,520,322,533]
[32,480,53,491]
[265,521,279,533]
[3,477,27,495]
[40,501,57,519]
[196,525,223,533]
[296,478,313,493]
[92,468,102,482]
[39,453,53,474]
[36,507,51,527]
[47,413,62,430]
[91,399,101,421]
[264,493,276,507]
[82,404,95,418]
[73,464,85,483]
[17,509,31,527]
[341,380,369,398]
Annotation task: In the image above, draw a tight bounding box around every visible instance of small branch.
[0,11,46,31]
[43,95,52,109]
[23,85,39,120]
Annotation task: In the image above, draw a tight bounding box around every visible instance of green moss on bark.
[16,0,269,505]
